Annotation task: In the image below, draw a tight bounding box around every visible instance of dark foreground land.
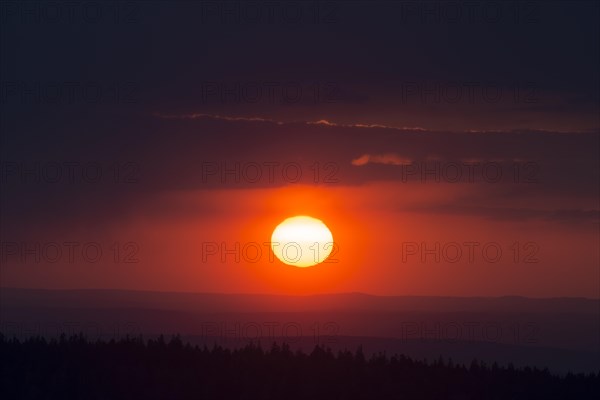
[3,289,599,374]
[1,334,598,400]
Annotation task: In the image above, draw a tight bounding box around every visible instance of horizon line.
[1,287,598,301]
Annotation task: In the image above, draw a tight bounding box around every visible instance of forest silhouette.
[1,334,598,399]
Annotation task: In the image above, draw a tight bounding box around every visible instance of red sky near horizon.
[2,135,598,298]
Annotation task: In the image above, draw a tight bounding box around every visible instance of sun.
[271,216,334,267]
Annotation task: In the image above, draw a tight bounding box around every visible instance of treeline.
[1,334,598,399]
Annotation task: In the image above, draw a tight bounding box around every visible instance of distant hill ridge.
[1,287,597,313]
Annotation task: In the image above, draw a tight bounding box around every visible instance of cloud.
[155,114,427,132]
[307,119,426,131]
[153,112,282,124]
[351,153,413,166]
